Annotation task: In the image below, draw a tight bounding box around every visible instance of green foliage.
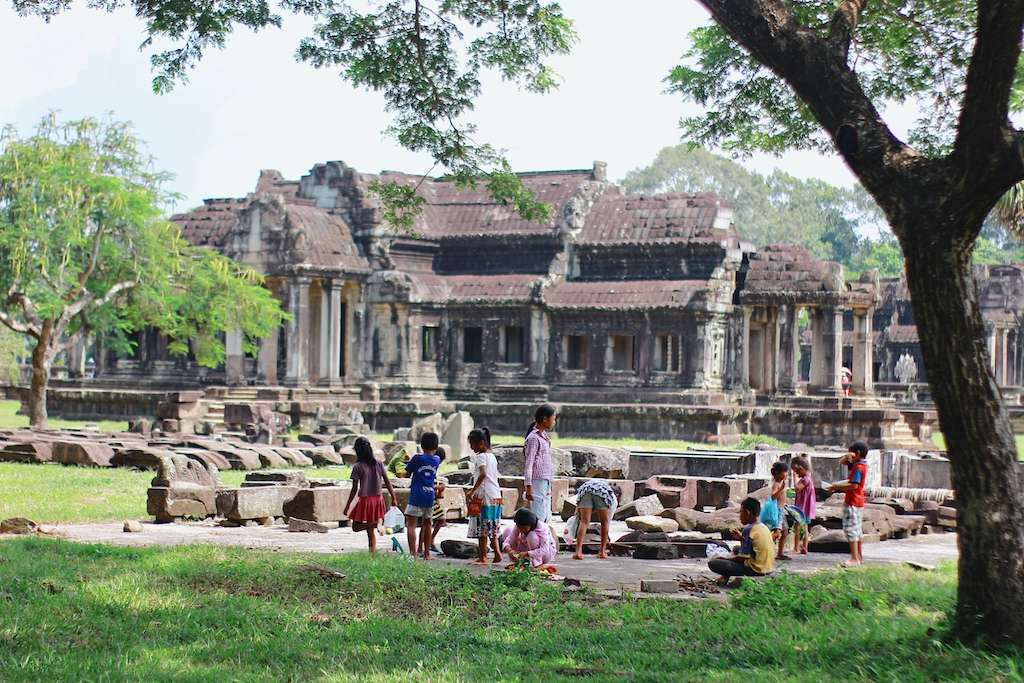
[857,237,905,278]
[668,1,990,156]
[621,144,882,260]
[734,433,790,451]
[0,115,285,377]
[0,326,24,386]
[1,540,1022,681]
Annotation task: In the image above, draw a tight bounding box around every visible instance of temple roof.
[405,273,541,304]
[543,279,720,311]
[284,203,369,272]
[578,189,736,245]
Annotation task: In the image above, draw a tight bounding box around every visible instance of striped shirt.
[523,428,554,482]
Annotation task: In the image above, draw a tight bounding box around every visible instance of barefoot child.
[571,478,618,560]
[345,436,398,554]
[709,497,775,585]
[502,508,557,569]
[466,427,503,565]
[404,432,441,560]
[420,447,447,556]
[791,455,816,554]
[761,461,791,560]
[828,442,868,567]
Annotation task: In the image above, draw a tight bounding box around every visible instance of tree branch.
[952,0,1024,175]
[828,0,869,61]
[6,289,43,329]
[0,309,38,338]
[60,279,136,328]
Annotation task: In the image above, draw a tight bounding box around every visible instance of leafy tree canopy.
[0,115,286,425]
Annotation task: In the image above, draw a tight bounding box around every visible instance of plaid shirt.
[523,428,554,482]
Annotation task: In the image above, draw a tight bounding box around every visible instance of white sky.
[0,1,874,213]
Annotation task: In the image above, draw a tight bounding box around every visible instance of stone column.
[327,279,343,381]
[809,307,823,388]
[740,308,752,390]
[67,335,88,379]
[988,327,997,375]
[284,276,311,385]
[811,307,843,395]
[777,304,799,394]
[851,309,874,394]
[225,327,244,386]
[257,329,278,386]
[1001,328,1010,386]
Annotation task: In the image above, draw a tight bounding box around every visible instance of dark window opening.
[565,335,588,370]
[609,334,637,371]
[504,326,525,364]
[463,327,483,363]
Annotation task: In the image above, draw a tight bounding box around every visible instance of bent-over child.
[345,436,398,554]
[570,478,618,560]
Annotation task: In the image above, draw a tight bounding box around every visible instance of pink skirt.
[349,494,386,523]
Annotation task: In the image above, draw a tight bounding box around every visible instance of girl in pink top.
[502,508,557,568]
[791,455,816,555]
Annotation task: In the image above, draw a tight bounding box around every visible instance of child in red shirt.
[828,442,868,567]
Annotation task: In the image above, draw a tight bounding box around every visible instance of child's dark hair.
[436,446,446,462]
[513,507,539,531]
[770,461,790,476]
[741,497,761,517]
[353,436,374,465]
[420,431,439,451]
[468,426,491,450]
[791,455,810,470]
[848,441,868,458]
[525,404,556,439]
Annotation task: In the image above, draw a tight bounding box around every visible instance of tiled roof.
[579,189,734,244]
[883,324,919,343]
[173,198,246,248]
[408,274,541,304]
[359,170,594,239]
[543,279,713,310]
[284,204,369,272]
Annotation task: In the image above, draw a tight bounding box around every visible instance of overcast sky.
[1,1,870,213]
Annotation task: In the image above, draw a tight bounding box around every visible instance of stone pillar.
[988,327,997,375]
[327,280,343,381]
[851,309,874,394]
[529,307,548,377]
[225,327,244,386]
[1001,328,1010,386]
[284,276,311,385]
[809,307,823,388]
[257,329,278,386]
[811,307,843,395]
[777,305,799,394]
[740,308,752,390]
[67,336,88,379]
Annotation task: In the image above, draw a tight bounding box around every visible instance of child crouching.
[502,508,557,570]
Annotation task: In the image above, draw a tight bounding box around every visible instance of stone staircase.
[200,387,263,430]
[887,414,925,449]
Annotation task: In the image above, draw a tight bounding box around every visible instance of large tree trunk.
[28,321,53,430]
[900,214,1024,646]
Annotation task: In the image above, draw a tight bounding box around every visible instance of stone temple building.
[62,159,1021,443]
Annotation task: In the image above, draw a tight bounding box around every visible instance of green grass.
[0,539,1019,681]
[0,399,128,432]
[930,433,1024,461]
[0,462,352,524]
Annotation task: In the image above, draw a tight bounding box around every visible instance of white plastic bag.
[383,506,405,533]
[705,543,732,559]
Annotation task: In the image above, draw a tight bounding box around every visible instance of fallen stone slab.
[1,517,38,534]
[245,470,309,488]
[175,448,232,473]
[283,487,348,523]
[564,445,630,479]
[0,442,53,463]
[661,507,715,532]
[151,453,220,488]
[147,485,216,522]
[273,447,314,467]
[216,486,299,521]
[613,494,664,521]
[492,444,573,477]
[440,539,478,559]
[626,516,680,533]
[52,441,114,467]
[640,579,679,594]
[111,447,174,470]
[288,517,330,533]
[633,543,680,560]
[305,446,345,466]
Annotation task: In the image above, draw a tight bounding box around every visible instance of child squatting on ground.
[708,497,776,585]
[344,436,398,554]
[404,432,441,560]
[828,441,869,567]
[502,507,557,570]
[465,427,503,565]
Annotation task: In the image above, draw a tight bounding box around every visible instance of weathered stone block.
[244,470,309,488]
[151,453,219,488]
[52,441,114,467]
[640,579,679,593]
[273,447,314,467]
[111,447,173,470]
[283,487,348,522]
[0,442,52,463]
[613,494,664,521]
[440,539,478,559]
[216,486,299,521]
[409,412,444,442]
[633,543,679,560]
[626,516,679,533]
[492,445,573,477]
[564,445,629,479]
[175,448,232,473]
[147,485,216,522]
[288,517,330,533]
[441,411,473,461]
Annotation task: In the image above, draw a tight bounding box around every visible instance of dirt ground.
[35,518,959,595]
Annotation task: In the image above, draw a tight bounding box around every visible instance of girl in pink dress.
[502,508,557,569]
[791,455,817,555]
